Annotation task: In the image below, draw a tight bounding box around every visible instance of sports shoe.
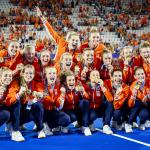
[61,127,69,133]
[121,121,126,130]
[111,121,122,130]
[139,124,145,131]
[145,120,150,128]
[115,124,123,131]
[33,124,37,131]
[11,131,25,142]
[43,123,53,136]
[5,122,12,133]
[103,125,113,134]
[132,122,139,128]
[125,123,133,133]
[82,127,92,136]
[111,121,117,128]
[38,130,46,138]
[89,124,96,132]
[52,126,61,132]
[72,121,78,127]
[19,125,27,131]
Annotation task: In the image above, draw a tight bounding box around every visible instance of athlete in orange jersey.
[0,67,25,142]
[125,67,150,133]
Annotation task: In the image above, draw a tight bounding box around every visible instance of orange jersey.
[103,80,130,110]
[0,80,20,106]
[84,83,103,109]
[118,57,142,84]
[18,79,40,104]
[99,64,111,80]
[0,50,22,70]
[45,21,80,64]
[34,60,62,82]
[143,62,150,87]
[60,89,88,110]
[121,62,135,85]
[77,58,101,82]
[36,81,61,110]
[99,60,119,80]
[128,81,150,108]
[80,42,106,59]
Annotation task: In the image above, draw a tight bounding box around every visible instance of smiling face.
[102,52,112,66]
[90,70,100,83]
[66,75,75,90]
[8,41,20,57]
[45,67,57,84]
[140,47,150,63]
[112,71,123,84]
[83,50,94,64]
[61,53,73,70]
[23,66,35,83]
[0,70,13,86]
[134,68,145,83]
[68,35,80,50]
[122,46,133,60]
[24,46,35,63]
[40,50,51,66]
[89,32,100,49]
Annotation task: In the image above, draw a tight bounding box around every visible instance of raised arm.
[36,7,66,46]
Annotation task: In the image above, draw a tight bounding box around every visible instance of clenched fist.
[18,86,26,96]
[60,87,66,96]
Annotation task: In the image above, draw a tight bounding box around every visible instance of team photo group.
[0,5,150,142]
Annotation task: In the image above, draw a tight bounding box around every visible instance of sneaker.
[33,124,37,131]
[43,123,53,136]
[132,122,139,128]
[52,126,61,132]
[121,121,126,130]
[115,124,123,131]
[145,120,150,128]
[38,130,46,138]
[89,124,96,132]
[72,121,78,127]
[111,121,122,130]
[72,121,81,128]
[61,127,69,133]
[139,124,145,131]
[125,123,133,133]
[19,125,27,131]
[82,127,92,136]
[111,121,117,128]
[103,125,113,135]
[11,131,25,142]
[5,122,12,133]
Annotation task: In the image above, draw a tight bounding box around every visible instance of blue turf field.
[0,119,150,150]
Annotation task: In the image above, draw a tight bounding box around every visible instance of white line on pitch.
[96,128,150,147]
